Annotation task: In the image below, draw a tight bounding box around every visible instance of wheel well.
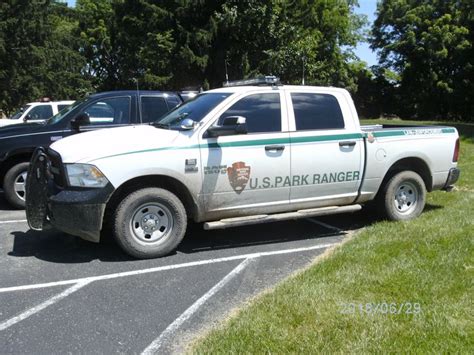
[104,175,198,225]
[378,157,433,195]
[0,153,32,187]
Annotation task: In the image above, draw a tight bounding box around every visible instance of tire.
[113,187,187,259]
[3,162,30,209]
[378,171,426,221]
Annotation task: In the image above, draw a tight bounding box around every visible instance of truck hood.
[50,125,182,163]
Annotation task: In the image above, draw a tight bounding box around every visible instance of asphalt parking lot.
[0,192,372,354]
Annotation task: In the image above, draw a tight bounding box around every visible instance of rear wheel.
[3,162,30,209]
[378,170,426,221]
[113,187,187,258]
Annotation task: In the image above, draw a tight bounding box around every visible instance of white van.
[0,101,74,127]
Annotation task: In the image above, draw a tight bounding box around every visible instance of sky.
[65,0,379,66]
[353,0,379,66]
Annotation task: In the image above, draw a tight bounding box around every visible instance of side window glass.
[166,95,181,109]
[291,93,344,130]
[57,104,70,112]
[84,97,131,125]
[28,105,53,120]
[218,93,281,133]
[141,96,169,123]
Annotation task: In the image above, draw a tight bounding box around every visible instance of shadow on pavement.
[7,215,357,264]
[7,204,442,264]
[8,229,134,263]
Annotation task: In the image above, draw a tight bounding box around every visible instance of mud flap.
[25,147,50,230]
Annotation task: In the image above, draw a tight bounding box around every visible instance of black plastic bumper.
[48,185,114,242]
[443,167,461,191]
[26,147,115,243]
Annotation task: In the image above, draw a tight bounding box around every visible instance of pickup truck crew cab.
[0,90,182,208]
[26,77,460,259]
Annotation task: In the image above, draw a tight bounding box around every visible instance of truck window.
[57,104,71,111]
[291,93,344,130]
[218,93,281,133]
[141,96,169,123]
[28,105,53,120]
[166,95,181,109]
[84,97,131,125]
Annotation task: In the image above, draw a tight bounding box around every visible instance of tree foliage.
[0,1,91,114]
[1,0,472,121]
[371,0,473,121]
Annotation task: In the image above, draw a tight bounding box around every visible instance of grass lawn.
[193,120,473,353]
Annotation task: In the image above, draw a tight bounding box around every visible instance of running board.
[203,204,362,230]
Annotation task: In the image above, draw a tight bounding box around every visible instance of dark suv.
[0,90,182,208]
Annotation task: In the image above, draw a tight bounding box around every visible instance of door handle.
[265,145,285,151]
[339,141,356,147]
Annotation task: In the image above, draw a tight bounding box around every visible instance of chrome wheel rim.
[130,202,174,244]
[394,181,418,214]
[14,171,28,201]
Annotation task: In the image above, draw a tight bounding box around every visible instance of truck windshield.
[153,93,231,129]
[9,105,31,120]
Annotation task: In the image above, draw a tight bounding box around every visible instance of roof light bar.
[223,76,280,87]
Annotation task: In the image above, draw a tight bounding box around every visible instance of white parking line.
[0,243,338,294]
[0,280,90,332]
[141,258,253,355]
[0,220,27,224]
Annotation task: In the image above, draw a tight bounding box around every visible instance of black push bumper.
[443,167,461,191]
[26,147,114,243]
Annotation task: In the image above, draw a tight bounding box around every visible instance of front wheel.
[3,162,30,209]
[378,171,426,221]
[113,188,187,259]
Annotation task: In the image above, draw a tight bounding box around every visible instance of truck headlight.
[65,164,109,188]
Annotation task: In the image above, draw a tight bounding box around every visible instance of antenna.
[302,55,306,85]
[224,55,229,84]
[134,78,142,121]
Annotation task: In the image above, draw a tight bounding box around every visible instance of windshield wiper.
[152,122,170,129]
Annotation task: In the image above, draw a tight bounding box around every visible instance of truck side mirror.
[71,112,90,130]
[180,118,196,130]
[206,116,248,138]
[23,114,31,122]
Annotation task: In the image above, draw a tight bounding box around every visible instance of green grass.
[193,120,474,353]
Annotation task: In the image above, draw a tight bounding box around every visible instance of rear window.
[166,95,181,109]
[141,96,169,123]
[291,93,344,130]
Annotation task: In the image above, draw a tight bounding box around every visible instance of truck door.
[287,91,364,207]
[199,91,291,215]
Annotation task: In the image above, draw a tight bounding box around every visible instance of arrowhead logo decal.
[227,161,251,194]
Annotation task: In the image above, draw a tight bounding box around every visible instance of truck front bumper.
[443,167,461,191]
[26,147,115,243]
[48,186,114,242]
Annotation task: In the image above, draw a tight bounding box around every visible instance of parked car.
[0,101,74,127]
[26,77,460,258]
[0,90,182,208]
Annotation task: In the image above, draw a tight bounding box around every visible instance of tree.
[0,0,52,114]
[371,0,474,121]
[75,0,117,90]
[0,1,91,114]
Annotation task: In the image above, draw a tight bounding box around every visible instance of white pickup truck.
[0,101,74,127]
[26,77,460,258]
